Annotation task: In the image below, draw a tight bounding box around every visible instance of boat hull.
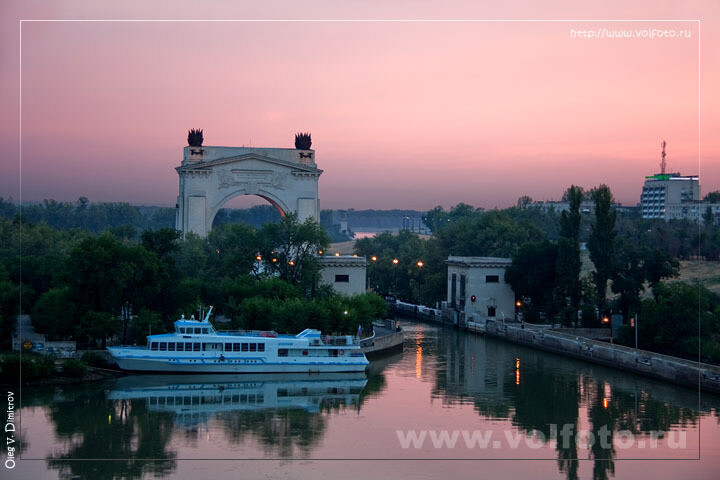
[111,356,368,374]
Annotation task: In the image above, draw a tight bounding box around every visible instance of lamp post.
[392,258,399,295]
[634,313,638,350]
[516,299,523,328]
[602,315,611,342]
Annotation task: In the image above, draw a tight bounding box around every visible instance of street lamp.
[515,299,523,326]
[392,258,399,295]
[371,256,377,262]
[602,315,611,342]
[416,261,424,268]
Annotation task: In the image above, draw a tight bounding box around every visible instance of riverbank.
[394,301,720,394]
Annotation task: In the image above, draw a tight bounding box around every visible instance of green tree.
[505,241,559,323]
[31,287,77,338]
[258,213,329,290]
[642,247,679,298]
[555,185,584,326]
[703,190,720,203]
[0,265,19,349]
[609,240,646,322]
[588,185,617,319]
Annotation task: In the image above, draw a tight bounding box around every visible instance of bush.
[61,358,87,377]
[80,351,108,368]
[0,353,56,384]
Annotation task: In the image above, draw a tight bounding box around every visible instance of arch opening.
[210,192,286,230]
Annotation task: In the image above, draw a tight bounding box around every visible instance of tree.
[703,190,720,203]
[561,186,585,202]
[141,228,181,261]
[0,265,19,349]
[207,223,261,279]
[516,195,533,209]
[610,240,646,322]
[588,185,617,318]
[623,282,720,363]
[505,241,559,323]
[31,287,77,338]
[61,233,160,344]
[642,247,679,298]
[703,205,715,226]
[555,185,583,326]
[258,213,329,290]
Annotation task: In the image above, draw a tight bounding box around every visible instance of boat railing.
[321,335,359,346]
[215,330,281,338]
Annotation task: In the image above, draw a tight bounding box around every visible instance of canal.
[12,321,720,479]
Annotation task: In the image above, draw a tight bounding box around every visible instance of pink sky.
[1,1,718,210]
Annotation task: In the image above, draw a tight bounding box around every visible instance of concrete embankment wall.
[361,319,404,356]
[394,302,720,394]
[361,330,404,356]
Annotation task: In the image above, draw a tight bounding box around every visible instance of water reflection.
[426,324,714,479]
[109,373,368,426]
[15,323,720,480]
[36,373,371,479]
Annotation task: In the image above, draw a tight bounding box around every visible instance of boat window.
[159,342,167,351]
[302,350,308,356]
[278,348,288,357]
[178,328,184,334]
[225,343,232,352]
[168,342,175,351]
[202,343,207,351]
[193,343,201,352]
[258,343,265,352]
[194,328,201,334]
[241,343,249,352]
[150,342,158,351]
[233,343,240,352]
[249,343,257,352]
[330,349,338,357]
[177,343,184,352]
[202,328,208,334]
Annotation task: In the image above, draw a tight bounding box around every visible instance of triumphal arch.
[175,144,322,237]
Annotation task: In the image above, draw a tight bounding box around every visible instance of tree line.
[355,185,720,364]
[0,213,385,350]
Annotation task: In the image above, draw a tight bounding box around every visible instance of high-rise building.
[641,142,701,220]
[641,172,700,220]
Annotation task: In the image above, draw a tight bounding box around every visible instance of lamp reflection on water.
[416,345,423,379]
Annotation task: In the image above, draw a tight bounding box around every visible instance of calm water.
[11,321,720,480]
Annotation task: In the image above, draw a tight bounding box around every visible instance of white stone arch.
[175,146,322,237]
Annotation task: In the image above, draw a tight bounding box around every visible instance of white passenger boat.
[107,308,369,373]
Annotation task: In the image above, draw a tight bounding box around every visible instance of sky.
[1,1,718,210]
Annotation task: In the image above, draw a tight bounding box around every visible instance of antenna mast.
[660,140,667,174]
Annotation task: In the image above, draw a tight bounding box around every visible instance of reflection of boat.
[107,308,369,373]
[107,373,368,425]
